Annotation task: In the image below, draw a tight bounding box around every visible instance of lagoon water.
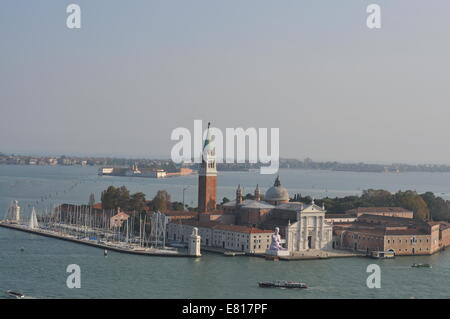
[1,165,450,298]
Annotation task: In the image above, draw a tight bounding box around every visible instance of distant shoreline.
[4,162,450,174]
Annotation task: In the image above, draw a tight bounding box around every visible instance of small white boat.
[6,290,25,299]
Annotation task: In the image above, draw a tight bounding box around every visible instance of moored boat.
[258,280,307,289]
[6,290,25,299]
[224,251,245,256]
[411,263,432,268]
[371,250,395,259]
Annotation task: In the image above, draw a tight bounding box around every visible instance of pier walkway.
[0,222,193,258]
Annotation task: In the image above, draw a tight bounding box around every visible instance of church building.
[224,177,333,253]
[179,121,334,254]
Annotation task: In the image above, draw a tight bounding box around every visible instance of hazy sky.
[1,1,450,163]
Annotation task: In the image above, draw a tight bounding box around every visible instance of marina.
[2,165,450,298]
[0,222,192,257]
[1,199,196,258]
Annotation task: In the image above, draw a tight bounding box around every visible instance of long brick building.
[166,220,273,254]
[333,214,450,255]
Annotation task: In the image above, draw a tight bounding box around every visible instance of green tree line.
[291,189,450,221]
[101,186,189,213]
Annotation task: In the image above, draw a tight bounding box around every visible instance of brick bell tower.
[198,122,217,212]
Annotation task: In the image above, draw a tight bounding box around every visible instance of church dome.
[265,176,289,204]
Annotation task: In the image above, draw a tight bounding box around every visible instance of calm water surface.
[1,165,450,298]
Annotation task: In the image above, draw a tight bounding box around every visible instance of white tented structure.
[29,207,39,229]
[5,200,21,222]
[150,211,169,248]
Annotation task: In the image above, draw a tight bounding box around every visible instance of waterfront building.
[325,207,414,224]
[166,220,273,254]
[284,201,333,251]
[333,214,450,255]
[110,211,130,228]
[345,207,414,219]
[224,179,334,253]
[164,211,199,222]
[325,214,357,223]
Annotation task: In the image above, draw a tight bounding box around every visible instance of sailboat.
[29,207,39,230]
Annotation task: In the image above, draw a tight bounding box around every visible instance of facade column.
[314,216,319,249]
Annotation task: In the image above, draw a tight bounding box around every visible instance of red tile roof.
[180,220,221,228]
[347,207,412,214]
[178,220,273,234]
[213,224,273,234]
[112,212,130,219]
[198,210,226,215]
[163,211,198,217]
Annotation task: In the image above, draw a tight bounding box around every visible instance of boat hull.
[258,282,307,289]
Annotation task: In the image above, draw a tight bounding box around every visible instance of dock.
[277,249,366,260]
[0,222,194,258]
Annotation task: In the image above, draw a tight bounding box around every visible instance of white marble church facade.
[285,201,333,252]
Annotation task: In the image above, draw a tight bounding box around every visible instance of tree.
[116,186,131,211]
[361,189,394,206]
[393,191,429,221]
[420,192,450,221]
[130,192,146,212]
[101,186,120,210]
[152,190,171,212]
[171,201,184,211]
[101,185,137,212]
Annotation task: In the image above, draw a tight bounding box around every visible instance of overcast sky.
[1,1,449,163]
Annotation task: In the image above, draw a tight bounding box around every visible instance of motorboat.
[371,251,395,259]
[258,281,307,289]
[6,290,25,299]
[411,263,432,268]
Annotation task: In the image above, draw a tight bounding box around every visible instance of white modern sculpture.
[266,227,290,256]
